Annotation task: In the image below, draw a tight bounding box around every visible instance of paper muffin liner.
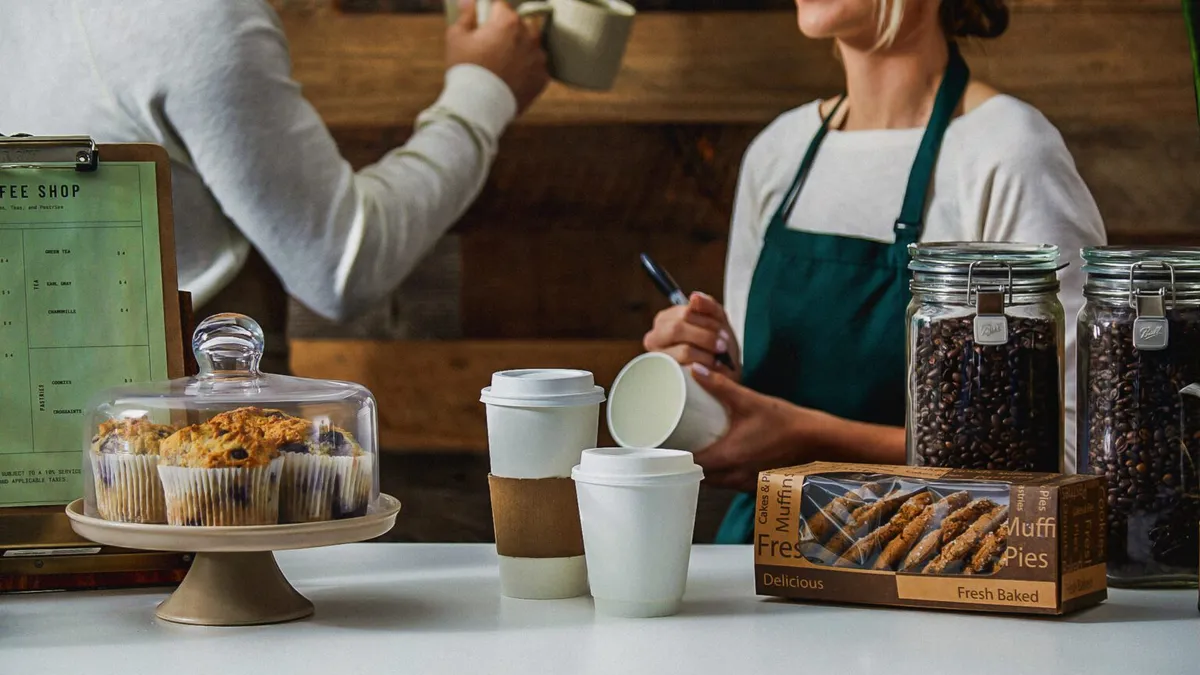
[91,453,167,524]
[280,453,374,523]
[158,458,283,526]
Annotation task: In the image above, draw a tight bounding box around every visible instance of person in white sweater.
[642,0,1107,543]
[0,0,546,332]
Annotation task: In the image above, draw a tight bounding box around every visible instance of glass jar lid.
[908,242,1064,296]
[85,313,373,412]
[1082,246,1200,303]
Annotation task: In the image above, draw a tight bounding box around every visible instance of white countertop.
[3,544,1197,675]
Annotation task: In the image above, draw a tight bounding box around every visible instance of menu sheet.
[0,162,169,507]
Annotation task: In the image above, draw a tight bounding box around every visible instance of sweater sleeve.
[966,113,1108,472]
[155,4,515,321]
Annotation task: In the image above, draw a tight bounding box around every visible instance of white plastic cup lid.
[480,369,606,408]
[572,447,703,486]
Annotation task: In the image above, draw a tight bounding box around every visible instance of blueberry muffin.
[279,424,374,523]
[206,407,311,448]
[157,423,283,526]
[89,418,175,523]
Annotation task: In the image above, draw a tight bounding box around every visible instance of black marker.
[639,253,735,370]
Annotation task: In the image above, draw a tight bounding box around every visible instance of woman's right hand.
[643,292,741,380]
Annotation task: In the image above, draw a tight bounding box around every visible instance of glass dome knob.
[193,313,265,377]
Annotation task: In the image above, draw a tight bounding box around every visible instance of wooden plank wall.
[281,0,1200,452]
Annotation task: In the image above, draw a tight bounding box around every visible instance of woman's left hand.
[689,364,829,491]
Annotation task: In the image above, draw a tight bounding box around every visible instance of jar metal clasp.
[1129,261,1176,351]
[966,261,1013,346]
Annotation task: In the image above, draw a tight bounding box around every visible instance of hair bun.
[941,0,1009,39]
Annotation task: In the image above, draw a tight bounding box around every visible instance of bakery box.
[754,462,1107,615]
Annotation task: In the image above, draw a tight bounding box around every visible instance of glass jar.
[907,243,1065,473]
[1078,247,1200,587]
[82,313,379,526]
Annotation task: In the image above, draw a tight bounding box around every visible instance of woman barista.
[643,0,1107,543]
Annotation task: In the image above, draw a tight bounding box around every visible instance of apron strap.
[893,43,971,243]
[774,95,847,229]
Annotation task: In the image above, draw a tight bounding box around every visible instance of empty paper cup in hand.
[481,369,606,600]
[607,352,729,452]
[573,447,703,618]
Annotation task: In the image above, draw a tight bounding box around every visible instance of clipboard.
[0,136,192,591]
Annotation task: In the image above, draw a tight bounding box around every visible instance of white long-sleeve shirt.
[0,0,517,320]
[726,95,1108,470]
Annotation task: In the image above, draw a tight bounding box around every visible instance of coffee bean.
[911,316,1060,473]
[1081,305,1200,581]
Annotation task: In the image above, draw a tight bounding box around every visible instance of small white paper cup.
[607,353,729,452]
[573,448,703,618]
[158,458,283,526]
[91,453,167,524]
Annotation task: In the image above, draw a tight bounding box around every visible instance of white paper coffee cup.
[481,369,605,600]
[572,447,703,618]
[607,352,729,452]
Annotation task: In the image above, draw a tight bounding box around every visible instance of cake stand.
[65,494,401,626]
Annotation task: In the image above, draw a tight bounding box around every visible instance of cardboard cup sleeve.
[488,475,584,559]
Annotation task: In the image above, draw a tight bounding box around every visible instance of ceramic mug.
[517,0,635,91]
[446,0,635,91]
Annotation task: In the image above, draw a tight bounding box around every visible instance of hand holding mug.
[446,0,550,113]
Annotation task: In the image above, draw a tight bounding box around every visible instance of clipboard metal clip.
[0,134,99,172]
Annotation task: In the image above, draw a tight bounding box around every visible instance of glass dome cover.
[82,313,379,526]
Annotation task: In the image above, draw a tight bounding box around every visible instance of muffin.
[279,423,374,523]
[206,407,311,446]
[157,422,283,526]
[89,418,175,523]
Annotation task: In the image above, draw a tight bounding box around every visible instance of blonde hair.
[871,0,1009,50]
[874,0,908,50]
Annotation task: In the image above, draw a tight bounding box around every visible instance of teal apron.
[714,45,970,544]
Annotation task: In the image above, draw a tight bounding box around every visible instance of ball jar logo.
[1132,317,1169,350]
[973,315,1009,346]
[980,323,1005,338]
[1138,323,1164,340]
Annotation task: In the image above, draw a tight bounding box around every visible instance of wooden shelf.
[283,9,1196,127]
